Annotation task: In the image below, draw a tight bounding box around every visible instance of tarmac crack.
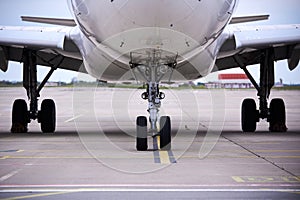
[221,135,300,180]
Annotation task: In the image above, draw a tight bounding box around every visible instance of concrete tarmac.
[0,87,300,199]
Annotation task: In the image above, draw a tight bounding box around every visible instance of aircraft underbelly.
[81,36,216,82]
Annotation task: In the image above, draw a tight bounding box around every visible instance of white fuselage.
[70,0,237,81]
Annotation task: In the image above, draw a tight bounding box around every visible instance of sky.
[0,0,300,84]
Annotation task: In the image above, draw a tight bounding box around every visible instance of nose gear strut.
[143,82,165,132]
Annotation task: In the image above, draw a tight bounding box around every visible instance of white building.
[206,73,252,89]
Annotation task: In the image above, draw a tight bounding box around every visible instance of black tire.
[269,98,287,132]
[11,99,28,133]
[241,99,258,132]
[160,116,171,150]
[40,99,56,133]
[136,116,148,151]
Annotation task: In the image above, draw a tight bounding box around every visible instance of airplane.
[0,0,299,151]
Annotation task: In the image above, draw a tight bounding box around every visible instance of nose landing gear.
[136,82,171,151]
[130,50,176,151]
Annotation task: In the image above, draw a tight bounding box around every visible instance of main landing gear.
[130,50,176,151]
[11,49,61,133]
[235,48,287,132]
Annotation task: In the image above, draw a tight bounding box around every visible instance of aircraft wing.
[216,24,300,72]
[0,26,84,73]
